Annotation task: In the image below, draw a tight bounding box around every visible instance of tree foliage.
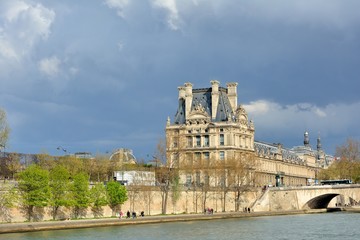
[17,165,50,221]
[0,185,18,222]
[1,153,21,180]
[318,138,360,183]
[49,165,71,220]
[70,172,90,218]
[106,181,128,216]
[90,183,108,218]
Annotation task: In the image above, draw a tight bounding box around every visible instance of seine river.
[1,212,359,240]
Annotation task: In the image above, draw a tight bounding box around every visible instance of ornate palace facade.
[166,81,333,187]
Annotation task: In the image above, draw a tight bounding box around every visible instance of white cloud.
[0,0,55,67]
[243,100,360,140]
[151,0,181,30]
[103,0,129,18]
[38,56,61,78]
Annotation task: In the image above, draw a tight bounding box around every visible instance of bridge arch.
[303,193,340,209]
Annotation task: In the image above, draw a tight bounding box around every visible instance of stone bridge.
[252,184,360,212]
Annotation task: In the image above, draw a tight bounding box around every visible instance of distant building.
[110,148,137,165]
[166,81,333,188]
[113,170,156,186]
[74,152,93,159]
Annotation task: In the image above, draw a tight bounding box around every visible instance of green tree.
[17,165,50,222]
[170,175,181,214]
[106,181,128,216]
[0,108,10,148]
[49,165,71,220]
[70,173,90,219]
[58,155,84,177]
[90,183,108,218]
[34,153,56,171]
[0,185,18,222]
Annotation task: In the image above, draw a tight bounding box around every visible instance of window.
[196,171,201,186]
[204,173,210,186]
[196,135,201,147]
[186,174,192,186]
[204,135,209,147]
[220,134,224,146]
[187,136,193,147]
[204,152,210,160]
[219,151,225,160]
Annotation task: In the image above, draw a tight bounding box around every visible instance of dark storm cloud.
[1,0,360,157]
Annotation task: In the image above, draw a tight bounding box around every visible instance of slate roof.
[174,87,234,124]
[254,141,304,164]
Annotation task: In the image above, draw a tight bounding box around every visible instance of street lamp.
[57,146,67,154]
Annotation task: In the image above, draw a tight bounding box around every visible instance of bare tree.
[319,138,360,183]
[226,152,256,211]
[154,138,178,214]
[3,153,21,180]
[0,108,10,149]
[336,138,360,162]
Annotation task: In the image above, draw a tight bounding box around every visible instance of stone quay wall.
[1,189,260,223]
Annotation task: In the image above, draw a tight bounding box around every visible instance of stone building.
[166,81,332,188]
[109,148,137,165]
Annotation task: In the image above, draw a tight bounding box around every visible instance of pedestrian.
[126,210,130,218]
[141,211,144,217]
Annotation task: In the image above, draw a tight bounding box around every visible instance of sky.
[1,0,360,159]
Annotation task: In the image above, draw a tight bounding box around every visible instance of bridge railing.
[269,184,360,191]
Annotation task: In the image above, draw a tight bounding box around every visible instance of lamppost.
[57,146,67,155]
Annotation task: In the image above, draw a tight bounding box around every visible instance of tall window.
[186,174,192,186]
[204,135,209,147]
[204,152,210,160]
[220,134,224,146]
[219,151,225,160]
[187,136,193,147]
[196,171,201,186]
[204,173,210,186]
[196,135,201,147]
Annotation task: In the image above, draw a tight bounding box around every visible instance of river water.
[1,212,359,240]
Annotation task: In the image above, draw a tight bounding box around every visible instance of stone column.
[226,82,238,112]
[211,80,219,120]
[184,82,193,120]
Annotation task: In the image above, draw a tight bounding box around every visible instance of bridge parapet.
[253,185,360,212]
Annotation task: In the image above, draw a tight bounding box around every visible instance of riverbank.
[0,209,331,234]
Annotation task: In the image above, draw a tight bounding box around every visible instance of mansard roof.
[254,141,305,164]
[174,87,234,124]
